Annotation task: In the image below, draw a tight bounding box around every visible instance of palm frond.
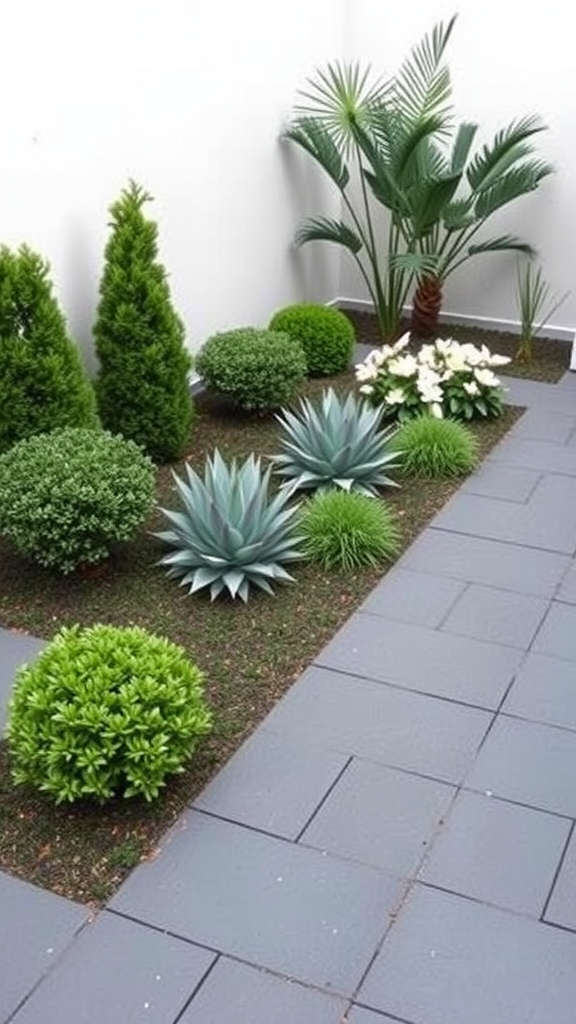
[474,162,553,218]
[390,15,457,128]
[442,198,475,231]
[468,235,536,257]
[294,61,388,152]
[282,118,350,190]
[294,217,363,254]
[450,122,478,173]
[466,115,550,191]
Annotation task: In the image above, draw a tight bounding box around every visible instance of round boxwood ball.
[195,327,306,412]
[269,303,355,376]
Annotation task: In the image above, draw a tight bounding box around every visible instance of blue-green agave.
[272,387,400,496]
[155,449,304,601]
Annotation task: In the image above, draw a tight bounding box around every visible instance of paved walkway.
[2,371,576,1023]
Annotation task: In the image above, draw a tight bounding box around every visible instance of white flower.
[418,344,438,367]
[474,367,499,388]
[388,353,418,378]
[430,402,444,419]
[488,352,512,367]
[385,387,406,405]
[463,380,480,396]
[391,333,411,354]
[358,383,374,395]
[355,362,378,383]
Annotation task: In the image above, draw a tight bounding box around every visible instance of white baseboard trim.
[330,296,576,346]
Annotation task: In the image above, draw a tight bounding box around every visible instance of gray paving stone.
[178,957,347,1024]
[347,1009,400,1024]
[0,628,45,734]
[544,828,576,932]
[109,813,403,996]
[431,476,576,554]
[502,652,576,731]
[301,758,454,877]
[533,602,576,661]
[193,728,348,839]
[359,568,465,627]
[503,375,576,416]
[461,462,540,502]
[508,408,576,444]
[556,560,576,604]
[488,437,576,476]
[10,910,215,1024]
[315,615,522,708]
[420,790,570,915]
[358,885,576,1024]
[440,584,548,649]
[399,528,569,597]
[263,667,491,783]
[0,872,87,1023]
[465,716,576,817]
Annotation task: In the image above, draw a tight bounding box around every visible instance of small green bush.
[393,415,478,478]
[269,303,355,376]
[196,327,307,411]
[0,428,155,573]
[6,624,212,803]
[300,490,401,570]
[0,244,98,453]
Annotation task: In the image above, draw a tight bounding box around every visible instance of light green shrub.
[300,489,401,570]
[269,303,355,376]
[393,415,478,477]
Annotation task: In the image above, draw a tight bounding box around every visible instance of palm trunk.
[411,275,443,336]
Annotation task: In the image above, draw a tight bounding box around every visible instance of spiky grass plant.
[393,415,478,478]
[300,490,401,570]
[156,449,303,601]
[272,388,400,496]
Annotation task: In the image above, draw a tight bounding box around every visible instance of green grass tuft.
[394,415,478,478]
[300,489,402,570]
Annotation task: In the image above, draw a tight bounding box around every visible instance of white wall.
[1,0,573,361]
[0,0,344,369]
[339,0,575,337]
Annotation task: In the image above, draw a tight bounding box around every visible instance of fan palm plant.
[284,15,553,340]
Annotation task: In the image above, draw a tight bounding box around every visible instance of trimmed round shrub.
[6,624,213,803]
[196,327,306,412]
[393,415,478,478]
[269,303,355,376]
[300,490,401,570]
[0,428,156,573]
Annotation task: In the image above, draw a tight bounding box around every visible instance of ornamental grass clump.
[269,303,355,376]
[272,387,400,496]
[6,625,212,804]
[196,327,307,412]
[355,334,510,421]
[393,415,478,478]
[156,449,304,602]
[0,428,155,573]
[300,490,401,570]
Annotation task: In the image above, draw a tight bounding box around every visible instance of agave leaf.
[222,569,245,599]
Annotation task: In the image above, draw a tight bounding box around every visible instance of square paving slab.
[465,715,576,817]
[10,911,215,1024]
[440,583,548,649]
[263,667,492,784]
[555,560,576,604]
[193,728,348,839]
[532,601,576,661]
[544,828,576,932]
[461,462,540,502]
[177,957,347,1024]
[109,813,403,997]
[399,529,569,597]
[359,568,465,627]
[347,1009,400,1024]
[358,885,576,1024]
[301,758,454,877]
[502,651,576,732]
[487,437,576,477]
[315,615,522,708]
[0,872,87,1023]
[507,407,576,444]
[419,790,570,916]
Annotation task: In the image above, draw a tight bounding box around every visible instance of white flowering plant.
[355,335,511,422]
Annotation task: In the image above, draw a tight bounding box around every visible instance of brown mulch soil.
[0,340,542,905]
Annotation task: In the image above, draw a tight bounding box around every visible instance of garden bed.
[0,321,568,905]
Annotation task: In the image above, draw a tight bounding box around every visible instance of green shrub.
[393,415,478,478]
[94,181,193,463]
[269,303,355,376]
[300,490,401,570]
[0,244,98,453]
[156,449,303,601]
[6,624,212,803]
[0,428,155,573]
[196,327,307,412]
[272,387,400,495]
